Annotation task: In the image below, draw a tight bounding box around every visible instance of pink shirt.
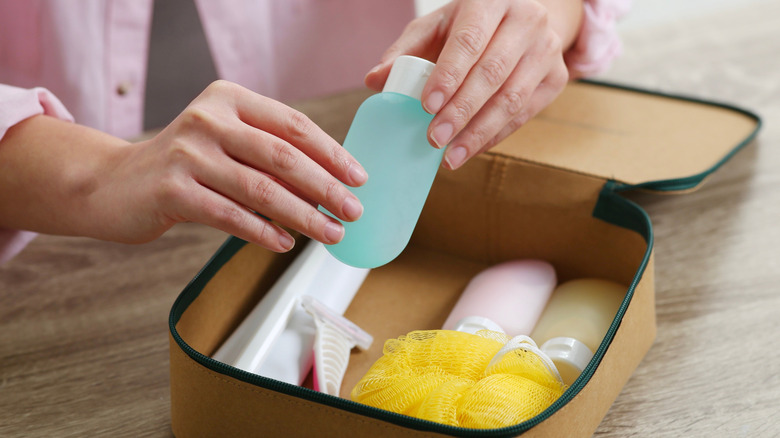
[0,0,414,263]
[0,0,628,264]
[566,0,632,78]
[0,0,415,139]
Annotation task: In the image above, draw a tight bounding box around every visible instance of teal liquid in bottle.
[322,56,443,268]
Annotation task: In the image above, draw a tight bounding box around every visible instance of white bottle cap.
[540,337,594,386]
[382,55,435,101]
[452,316,506,335]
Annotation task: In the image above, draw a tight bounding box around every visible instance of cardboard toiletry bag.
[167,81,760,437]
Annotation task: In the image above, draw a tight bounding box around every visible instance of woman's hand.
[366,0,581,170]
[0,80,366,252]
[112,80,367,251]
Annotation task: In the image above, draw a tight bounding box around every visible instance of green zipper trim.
[579,79,762,192]
[168,182,654,437]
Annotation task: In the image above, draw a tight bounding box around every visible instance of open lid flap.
[492,80,761,192]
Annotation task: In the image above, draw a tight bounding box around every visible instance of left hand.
[365,0,571,170]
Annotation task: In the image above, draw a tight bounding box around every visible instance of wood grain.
[2,3,779,437]
[594,3,780,437]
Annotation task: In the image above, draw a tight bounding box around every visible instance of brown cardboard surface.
[175,243,299,356]
[495,82,757,187]
[170,334,453,438]
[415,154,646,282]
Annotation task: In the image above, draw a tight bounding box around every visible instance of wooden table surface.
[2,4,779,437]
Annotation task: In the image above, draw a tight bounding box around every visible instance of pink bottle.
[442,260,557,336]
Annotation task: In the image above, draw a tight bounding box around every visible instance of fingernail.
[278,233,295,251]
[366,63,383,76]
[444,146,467,169]
[424,91,445,114]
[324,221,345,243]
[342,197,364,221]
[348,162,368,185]
[431,123,453,148]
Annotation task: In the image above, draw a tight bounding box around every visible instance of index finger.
[421,2,504,115]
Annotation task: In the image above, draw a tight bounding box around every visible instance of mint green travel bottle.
[323,55,443,268]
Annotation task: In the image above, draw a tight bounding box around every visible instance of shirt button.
[116,81,132,96]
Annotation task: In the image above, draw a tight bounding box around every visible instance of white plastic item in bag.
[212,240,369,385]
[301,296,372,396]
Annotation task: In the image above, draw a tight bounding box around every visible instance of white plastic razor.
[301,295,373,396]
[212,240,369,385]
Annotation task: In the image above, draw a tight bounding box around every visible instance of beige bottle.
[530,278,626,385]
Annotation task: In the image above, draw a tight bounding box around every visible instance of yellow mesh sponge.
[351,330,565,429]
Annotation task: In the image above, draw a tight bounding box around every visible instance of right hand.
[95,80,367,252]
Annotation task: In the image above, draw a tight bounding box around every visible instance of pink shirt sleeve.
[564,0,632,79]
[0,85,74,137]
[0,84,74,264]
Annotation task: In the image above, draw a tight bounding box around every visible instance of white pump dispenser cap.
[453,316,505,335]
[382,55,435,101]
[540,337,594,386]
